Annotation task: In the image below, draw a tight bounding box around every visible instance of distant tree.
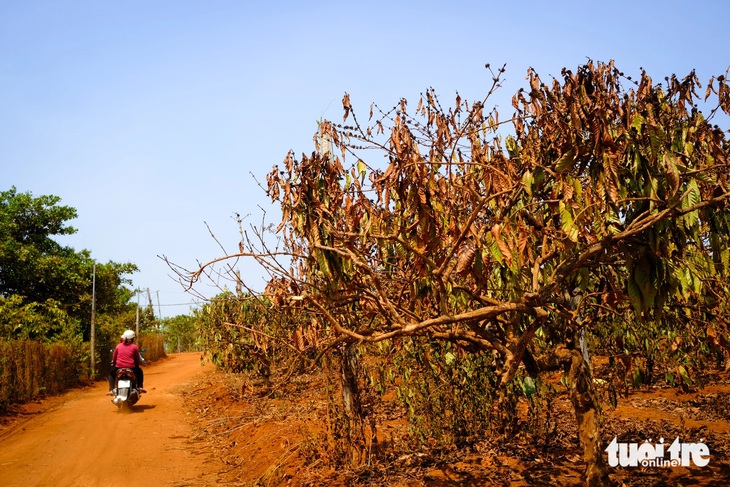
[0,187,79,302]
[0,187,139,341]
[161,314,199,352]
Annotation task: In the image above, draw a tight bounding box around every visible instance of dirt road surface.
[0,353,219,487]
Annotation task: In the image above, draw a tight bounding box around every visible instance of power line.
[134,302,200,307]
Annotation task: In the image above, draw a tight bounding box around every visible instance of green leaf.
[486,236,503,264]
[631,114,644,133]
[632,256,656,310]
[444,351,456,366]
[684,179,701,208]
[505,136,520,158]
[681,179,701,230]
[522,171,534,196]
[627,275,643,312]
[555,149,576,173]
[559,201,579,242]
[521,376,536,397]
[678,365,692,386]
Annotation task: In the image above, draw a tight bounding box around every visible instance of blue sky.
[2,1,729,317]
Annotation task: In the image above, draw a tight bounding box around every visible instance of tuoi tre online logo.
[605,436,710,467]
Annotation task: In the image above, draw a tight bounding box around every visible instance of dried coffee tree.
[181,60,730,486]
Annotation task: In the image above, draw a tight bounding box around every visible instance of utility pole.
[90,263,96,378]
[135,291,140,338]
[156,290,162,326]
[147,288,153,319]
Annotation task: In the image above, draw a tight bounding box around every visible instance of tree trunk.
[339,343,368,465]
[568,347,612,487]
[340,343,362,420]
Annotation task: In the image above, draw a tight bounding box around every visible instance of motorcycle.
[111,368,141,410]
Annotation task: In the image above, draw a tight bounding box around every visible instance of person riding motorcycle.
[107,330,146,395]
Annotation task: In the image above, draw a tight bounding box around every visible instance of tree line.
[0,187,200,409]
[0,186,146,343]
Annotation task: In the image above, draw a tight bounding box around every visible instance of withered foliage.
[176,60,730,483]
[264,60,730,386]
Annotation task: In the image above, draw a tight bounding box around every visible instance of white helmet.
[122,330,136,341]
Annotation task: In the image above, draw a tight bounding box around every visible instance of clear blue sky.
[2,1,729,317]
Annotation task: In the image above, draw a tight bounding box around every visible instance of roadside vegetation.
[0,187,173,411]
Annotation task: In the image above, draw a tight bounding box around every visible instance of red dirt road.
[0,353,218,487]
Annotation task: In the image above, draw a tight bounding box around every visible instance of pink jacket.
[112,342,141,368]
